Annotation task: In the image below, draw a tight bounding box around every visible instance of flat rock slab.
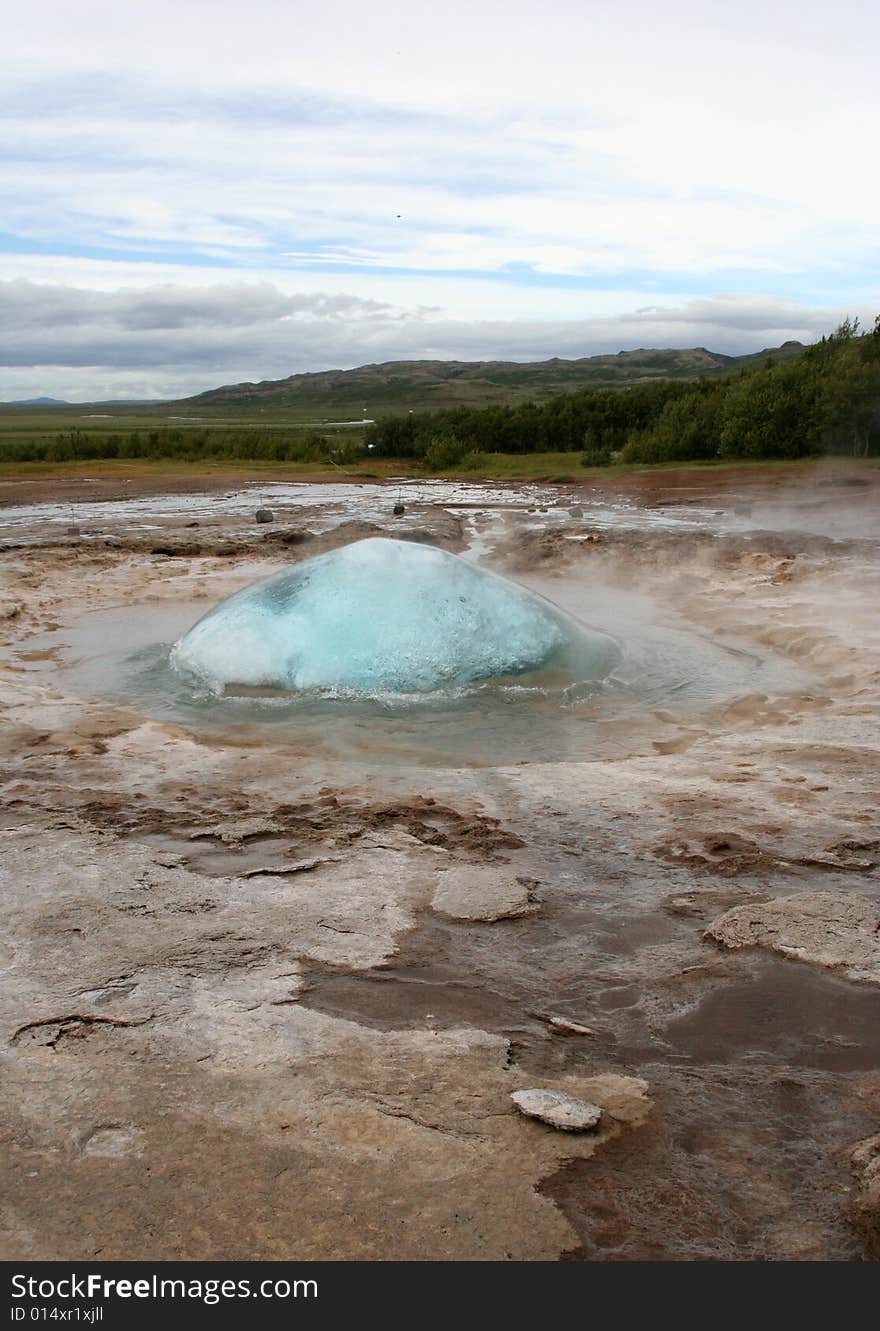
[431,865,537,922]
[706,891,880,985]
[511,1088,603,1132]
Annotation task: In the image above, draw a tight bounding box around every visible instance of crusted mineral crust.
[705,891,880,985]
[431,865,538,921]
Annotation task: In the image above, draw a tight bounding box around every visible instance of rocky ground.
[0,464,878,1260]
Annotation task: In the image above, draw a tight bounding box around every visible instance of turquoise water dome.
[170,537,620,693]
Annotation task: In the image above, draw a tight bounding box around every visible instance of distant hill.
[8,396,70,406]
[178,342,806,415]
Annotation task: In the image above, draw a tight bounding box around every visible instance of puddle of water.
[663,958,880,1073]
[546,1064,872,1261]
[302,965,528,1032]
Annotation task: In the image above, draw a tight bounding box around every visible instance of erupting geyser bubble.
[170,537,620,693]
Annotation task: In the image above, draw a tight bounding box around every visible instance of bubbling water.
[170,537,621,695]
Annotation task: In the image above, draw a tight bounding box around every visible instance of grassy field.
[0,451,583,484]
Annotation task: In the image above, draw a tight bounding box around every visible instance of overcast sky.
[3,0,878,399]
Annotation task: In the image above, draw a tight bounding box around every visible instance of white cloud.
[2,2,879,396]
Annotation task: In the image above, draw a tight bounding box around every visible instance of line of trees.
[0,428,362,466]
[363,317,880,467]
[362,378,691,462]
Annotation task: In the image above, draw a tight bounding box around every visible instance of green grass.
[431,452,880,482]
[0,452,578,483]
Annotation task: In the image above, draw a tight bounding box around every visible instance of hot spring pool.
[30,575,810,768]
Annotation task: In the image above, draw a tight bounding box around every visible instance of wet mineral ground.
[1,461,878,1261]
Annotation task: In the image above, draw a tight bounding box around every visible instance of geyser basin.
[170,537,621,693]
[31,576,810,768]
